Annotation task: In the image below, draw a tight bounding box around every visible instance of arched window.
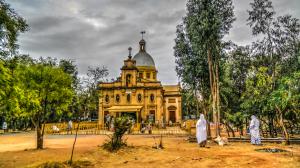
[137,94,142,102]
[116,94,120,103]
[139,72,143,79]
[127,94,131,103]
[126,74,131,86]
[150,94,155,102]
[105,95,109,103]
[146,73,150,79]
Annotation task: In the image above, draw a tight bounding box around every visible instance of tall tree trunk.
[239,126,244,136]
[268,114,275,137]
[36,122,43,149]
[215,62,220,137]
[229,125,235,137]
[202,104,211,139]
[194,88,199,117]
[276,106,289,145]
[222,121,235,137]
[207,49,218,138]
[223,121,230,137]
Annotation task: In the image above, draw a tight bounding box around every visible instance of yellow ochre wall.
[98,55,181,127]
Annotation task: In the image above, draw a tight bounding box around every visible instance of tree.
[241,67,274,135]
[0,56,30,130]
[83,66,108,120]
[59,59,80,122]
[222,46,252,136]
[268,71,300,144]
[244,0,300,138]
[22,58,74,149]
[174,23,212,118]
[0,58,10,125]
[0,0,28,57]
[247,0,300,77]
[175,0,235,137]
[181,87,198,118]
[0,0,28,128]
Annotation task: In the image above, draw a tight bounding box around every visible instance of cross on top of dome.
[140,30,146,39]
[133,31,155,67]
[128,47,132,59]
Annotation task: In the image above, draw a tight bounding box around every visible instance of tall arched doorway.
[168,106,177,123]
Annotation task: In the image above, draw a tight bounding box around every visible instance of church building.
[98,35,181,128]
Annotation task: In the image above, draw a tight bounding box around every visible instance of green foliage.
[174,0,235,122]
[24,58,74,122]
[0,0,110,150]
[268,71,300,119]
[0,56,33,128]
[102,117,132,152]
[0,0,28,56]
[241,67,273,115]
[225,112,245,130]
[0,60,10,108]
[175,0,300,139]
[181,88,198,117]
[248,0,300,68]
[0,0,29,127]
[185,0,235,48]
[0,55,75,147]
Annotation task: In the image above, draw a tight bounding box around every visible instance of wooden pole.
[69,121,80,165]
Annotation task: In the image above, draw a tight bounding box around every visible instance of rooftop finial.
[128,47,132,59]
[140,30,146,39]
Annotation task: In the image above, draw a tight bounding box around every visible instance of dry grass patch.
[33,160,93,168]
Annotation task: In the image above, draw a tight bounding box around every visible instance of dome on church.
[133,52,155,67]
[133,39,155,67]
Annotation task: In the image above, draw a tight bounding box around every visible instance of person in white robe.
[2,121,7,132]
[196,114,207,147]
[110,117,115,131]
[67,120,73,134]
[249,115,261,145]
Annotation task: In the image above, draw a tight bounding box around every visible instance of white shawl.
[196,114,207,143]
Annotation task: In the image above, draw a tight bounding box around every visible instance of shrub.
[102,116,132,151]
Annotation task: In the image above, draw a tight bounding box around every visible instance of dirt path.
[0,133,299,168]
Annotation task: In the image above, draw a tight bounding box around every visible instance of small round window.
[116,94,120,103]
[105,95,109,103]
[150,94,155,102]
[138,94,142,102]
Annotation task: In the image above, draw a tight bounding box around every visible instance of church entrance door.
[169,111,176,123]
[149,110,155,123]
[168,106,177,123]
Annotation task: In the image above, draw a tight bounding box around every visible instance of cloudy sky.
[9,0,300,85]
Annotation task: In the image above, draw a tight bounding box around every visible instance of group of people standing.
[140,120,153,134]
[196,114,261,147]
[105,114,156,134]
[105,114,115,131]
